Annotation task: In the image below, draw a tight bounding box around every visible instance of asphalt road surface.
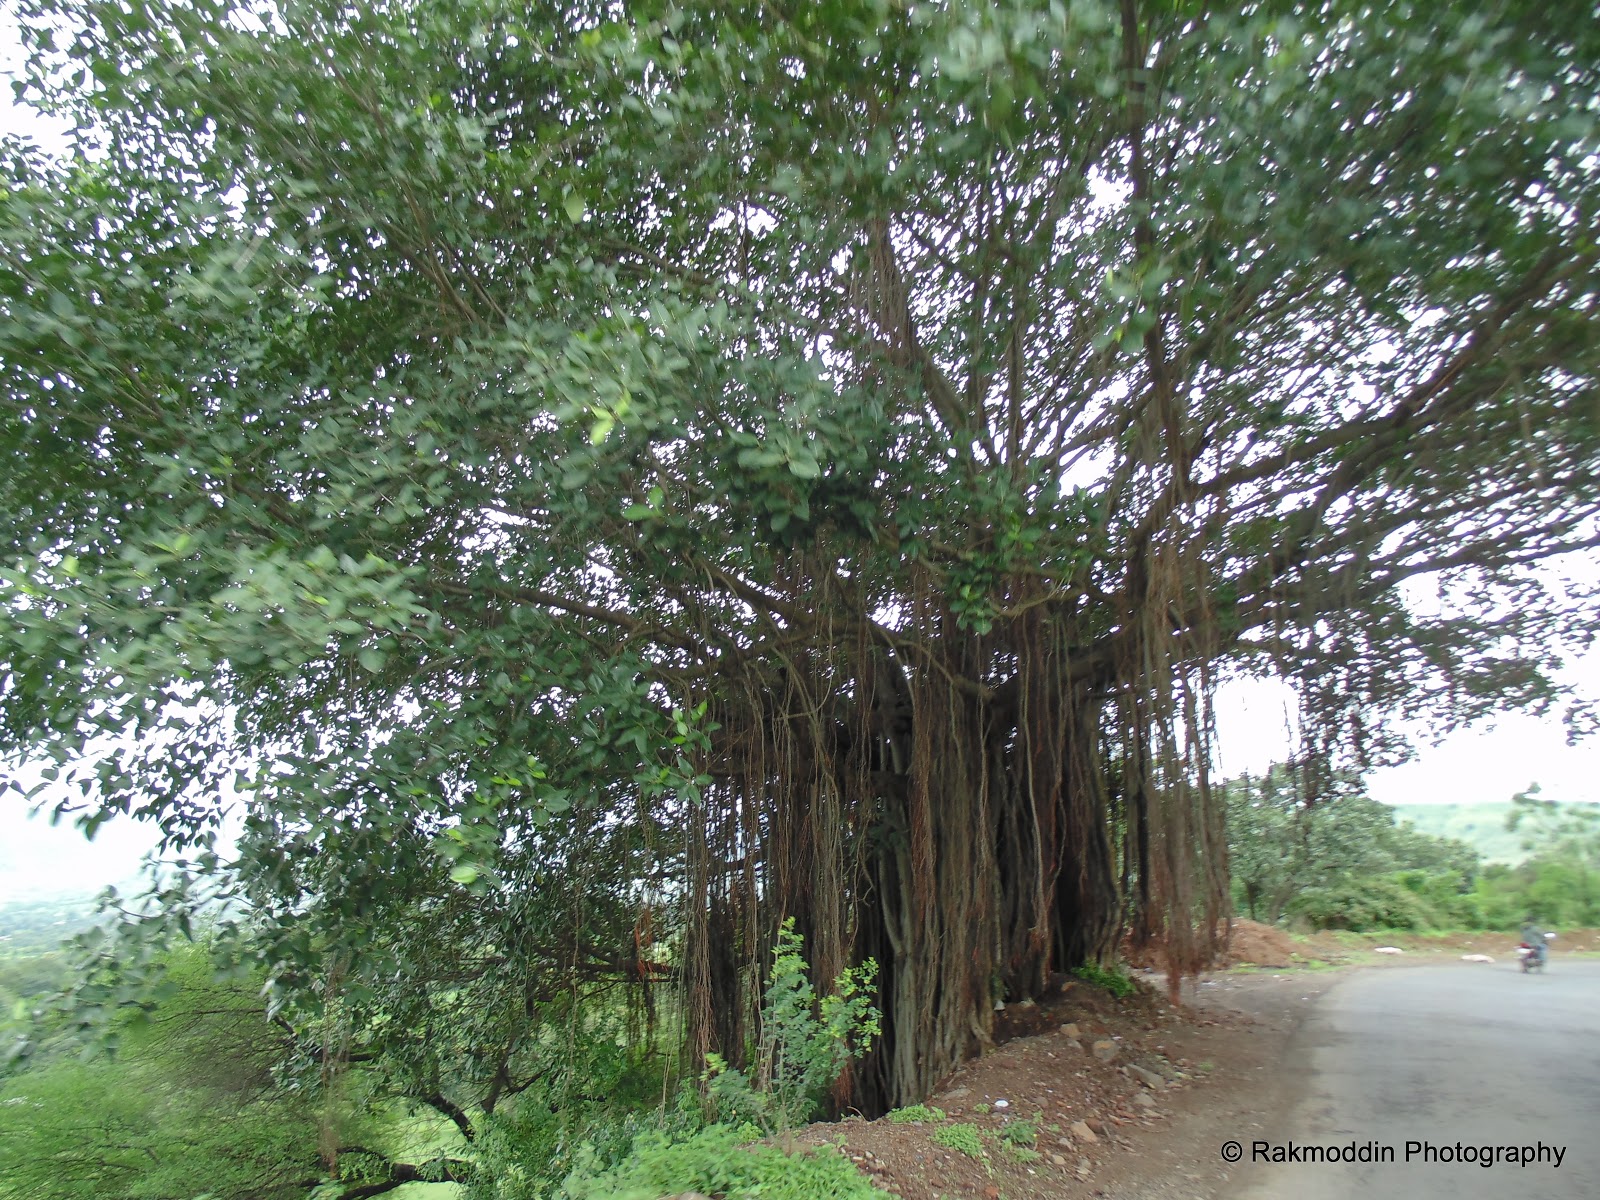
[1233,959,1600,1199]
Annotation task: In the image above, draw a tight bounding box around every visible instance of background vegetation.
[1227,772,1600,932]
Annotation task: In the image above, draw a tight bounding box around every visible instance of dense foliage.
[1487,786,1600,928]
[558,1123,891,1200]
[1225,764,1480,926]
[2,0,1596,1143]
[1227,770,1600,932]
[0,944,381,1200]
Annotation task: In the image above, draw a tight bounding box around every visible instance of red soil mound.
[1124,918,1300,972]
[1221,919,1298,968]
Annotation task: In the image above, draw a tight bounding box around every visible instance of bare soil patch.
[1220,920,1300,968]
[1123,919,1301,974]
[793,965,1326,1200]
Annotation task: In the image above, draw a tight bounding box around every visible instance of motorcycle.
[1516,936,1551,973]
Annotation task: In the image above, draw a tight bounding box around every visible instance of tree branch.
[335,1157,473,1200]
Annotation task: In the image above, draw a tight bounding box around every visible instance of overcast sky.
[1211,660,1600,809]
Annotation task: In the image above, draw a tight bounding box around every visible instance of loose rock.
[1092,1038,1119,1062]
[1128,1064,1166,1090]
[1071,1120,1099,1144]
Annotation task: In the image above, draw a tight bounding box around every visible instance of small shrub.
[561,1124,890,1200]
[705,919,880,1134]
[929,1123,986,1160]
[1072,962,1136,998]
[998,1117,1038,1147]
[886,1104,946,1124]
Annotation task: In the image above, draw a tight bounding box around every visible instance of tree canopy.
[1224,764,1480,926]
[3,0,1597,1111]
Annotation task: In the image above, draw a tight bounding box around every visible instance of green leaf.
[787,453,821,479]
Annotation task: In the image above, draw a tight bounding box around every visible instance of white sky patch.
[0,29,70,153]
[1214,638,1600,809]
[0,765,160,902]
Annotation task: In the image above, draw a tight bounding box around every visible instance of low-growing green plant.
[1072,962,1136,998]
[0,943,371,1200]
[1003,1144,1041,1163]
[465,1022,693,1200]
[561,1123,891,1200]
[886,1104,946,1124]
[929,1123,986,1160]
[705,920,880,1134]
[998,1117,1038,1147]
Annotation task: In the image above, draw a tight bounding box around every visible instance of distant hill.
[0,893,100,957]
[1386,801,1597,865]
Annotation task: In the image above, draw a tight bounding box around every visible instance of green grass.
[886,1104,946,1124]
[929,1123,987,1160]
[1072,962,1137,998]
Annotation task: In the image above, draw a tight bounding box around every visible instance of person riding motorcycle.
[1519,917,1548,969]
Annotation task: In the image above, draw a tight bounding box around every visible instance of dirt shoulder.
[797,927,1600,1200]
[795,966,1326,1200]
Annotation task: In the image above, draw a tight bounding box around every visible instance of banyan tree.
[2,0,1597,1114]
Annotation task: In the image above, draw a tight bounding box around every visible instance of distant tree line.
[1227,768,1600,931]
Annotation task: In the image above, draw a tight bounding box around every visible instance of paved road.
[1233,960,1600,1199]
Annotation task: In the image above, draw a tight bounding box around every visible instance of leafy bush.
[886,1104,946,1123]
[1287,878,1443,931]
[1394,869,1483,927]
[560,1123,890,1200]
[999,1116,1039,1146]
[468,1056,696,1200]
[0,944,354,1200]
[478,922,879,1197]
[705,920,879,1133]
[1072,962,1136,998]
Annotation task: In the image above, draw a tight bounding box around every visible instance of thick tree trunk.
[681,605,1223,1111]
[852,669,1126,1108]
[870,679,998,1105]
